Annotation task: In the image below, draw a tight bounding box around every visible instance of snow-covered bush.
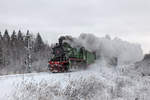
[62,76,106,100]
[13,76,111,100]
[13,79,61,100]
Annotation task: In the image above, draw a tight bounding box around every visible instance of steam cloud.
[63,33,143,65]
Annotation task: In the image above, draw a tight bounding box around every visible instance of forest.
[0,30,51,75]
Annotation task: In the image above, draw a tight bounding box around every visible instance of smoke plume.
[63,33,143,65]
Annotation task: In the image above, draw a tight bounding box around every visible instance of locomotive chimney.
[59,36,65,45]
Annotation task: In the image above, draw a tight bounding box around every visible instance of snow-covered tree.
[0,44,3,67]
[17,30,24,41]
[24,30,30,47]
[0,31,3,41]
[34,33,44,52]
[16,30,25,61]
[2,30,10,67]
[11,30,17,46]
[3,29,10,45]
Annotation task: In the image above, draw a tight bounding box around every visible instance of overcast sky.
[0,0,150,53]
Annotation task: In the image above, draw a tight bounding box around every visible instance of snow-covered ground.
[0,34,148,100]
[1,61,150,100]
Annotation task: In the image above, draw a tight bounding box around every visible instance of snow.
[0,62,150,100]
[0,34,148,100]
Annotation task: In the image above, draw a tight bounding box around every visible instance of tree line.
[0,29,51,75]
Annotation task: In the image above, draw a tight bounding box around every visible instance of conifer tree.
[24,30,30,47]
[17,30,24,41]
[3,29,10,43]
[0,39,3,67]
[3,30,10,66]
[11,30,17,46]
[34,33,44,52]
[0,31,3,41]
[0,47,3,66]
[24,30,33,73]
[17,30,24,48]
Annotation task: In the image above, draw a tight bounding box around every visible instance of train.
[48,36,96,73]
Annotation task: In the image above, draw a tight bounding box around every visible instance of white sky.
[0,0,150,53]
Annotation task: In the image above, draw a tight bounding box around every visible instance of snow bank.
[64,33,143,65]
[1,66,150,100]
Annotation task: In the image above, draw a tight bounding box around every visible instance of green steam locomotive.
[48,36,96,72]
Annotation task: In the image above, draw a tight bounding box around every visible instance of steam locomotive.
[48,36,96,72]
